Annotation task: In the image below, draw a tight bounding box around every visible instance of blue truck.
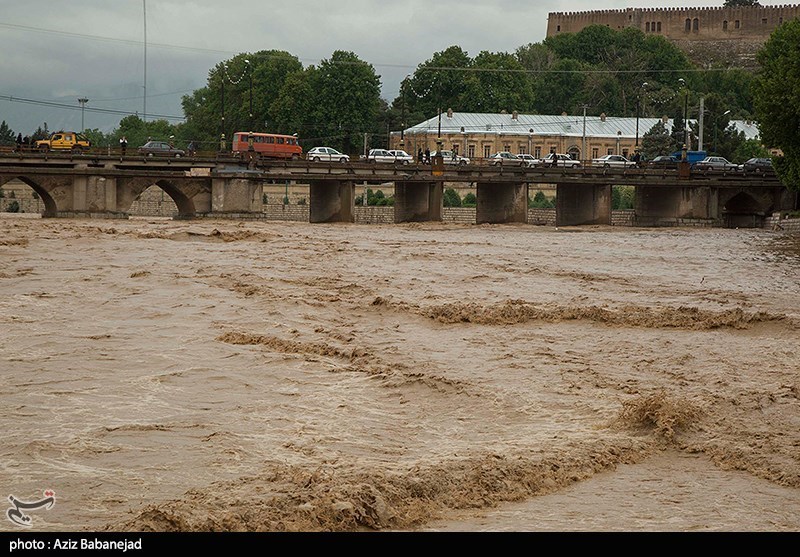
[671,150,708,165]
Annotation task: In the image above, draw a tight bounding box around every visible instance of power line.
[0,94,185,121]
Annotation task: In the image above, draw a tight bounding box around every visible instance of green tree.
[404,46,472,118]
[612,186,635,210]
[182,50,304,148]
[461,51,536,114]
[312,51,382,154]
[724,0,760,6]
[753,18,800,190]
[443,188,462,207]
[641,121,679,160]
[732,138,770,163]
[0,121,16,145]
[529,190,554,208]
[462,192,477,207]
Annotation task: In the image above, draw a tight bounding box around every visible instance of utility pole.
[581,104,588,163]
[143,0,147,122]
[78,97,89,131]
[698,96,705,151]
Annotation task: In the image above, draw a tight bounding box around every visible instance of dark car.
[648,155,680,168]
[739,157,773,172]
[137,140,185,158]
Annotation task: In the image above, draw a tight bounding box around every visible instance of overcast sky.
[0,0,757,135]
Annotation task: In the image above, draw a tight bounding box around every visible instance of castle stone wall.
[547,5,800,43]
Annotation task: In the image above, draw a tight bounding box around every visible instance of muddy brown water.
[1,215,798,532]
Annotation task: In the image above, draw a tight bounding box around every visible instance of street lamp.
[713,109,731,155]
[220,64,226,151]
[400,75,410,152]
[245,59,253,130]
[528,128,534,158]
[78,97,89,132]
[616,130,622,155]
[678,78,689,150]
[635,82,648,148]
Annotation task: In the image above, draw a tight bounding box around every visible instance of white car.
[307,146,350,163]
[534,153,582,168]
[488,151,525,166]
[518,154,538,167]
[592,154,636,168]
[361,148,410,164]
[388,150,414,164]
[431,150,470,165]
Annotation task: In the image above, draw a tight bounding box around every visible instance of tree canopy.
[753,18,800,190]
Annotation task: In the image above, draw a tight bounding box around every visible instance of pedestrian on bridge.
[119,136,128,157]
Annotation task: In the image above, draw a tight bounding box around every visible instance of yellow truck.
[36,131,91,153]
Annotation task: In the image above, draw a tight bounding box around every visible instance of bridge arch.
[722,191,766,228]
[119,178,199,218]
[0,176,58,217]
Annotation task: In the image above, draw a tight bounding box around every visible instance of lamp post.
[528,128,534,158]
[78,97,89,132]
[713,109,731,155]
[220,65,226,152]
[678,78,689,150]
[400,75,409,152]
[245,59,253,130]
[635,82,647,148]
[462,127,467,160]
[616,130,622,155]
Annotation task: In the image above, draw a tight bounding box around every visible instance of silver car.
[488,151,525,166]
[307,146,350,163]
[592,154,635,168]
[431,150,470,165]
[361,149,411,164]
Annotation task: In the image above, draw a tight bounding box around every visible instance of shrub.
[262,193,268,204]
[0,189,4,198]
[443,188,462,207]
[462,192,476,207]
[283,195,289,205]
[612,186,635,210]
[529,191,555,208]
[6,200,20,213]
[297,197,306,205]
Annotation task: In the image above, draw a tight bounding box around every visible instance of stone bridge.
[0,153,793,227]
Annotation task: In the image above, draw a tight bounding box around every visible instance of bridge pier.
[634,186,718,226]
[309,180,354,223]
[555,184,611,226]
[475,182,528,224]
[211,177,263,216]
[394,181,442,222]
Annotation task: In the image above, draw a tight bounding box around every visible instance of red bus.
[231,132,302,159]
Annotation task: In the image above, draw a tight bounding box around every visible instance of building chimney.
[512,110,518,120]
[600,113,607,122]
[447,108,453,118]
[662,115,669,124]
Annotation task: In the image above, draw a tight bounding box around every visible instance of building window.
[685,18,691,32]
[762,18,768,25]
[693,18,699,32]
[646,22,651,32]
[592,148,599,159]
[503,144,511,152]
[735,20,740,29]
[556,25,561,32]
[483,145,491,159]
[607,148,614,155]
[622,148,629,157]
[468,145,475,158]
[657,22,662,32]
[550,146,557,154]
[723,20,728,31]
[452,144,459,155]
[519,146,527,155]
[534,146,542,158]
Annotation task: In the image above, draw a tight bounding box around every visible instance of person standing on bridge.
[119,136,128,157]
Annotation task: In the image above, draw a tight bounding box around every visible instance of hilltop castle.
[547,4,800,65]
